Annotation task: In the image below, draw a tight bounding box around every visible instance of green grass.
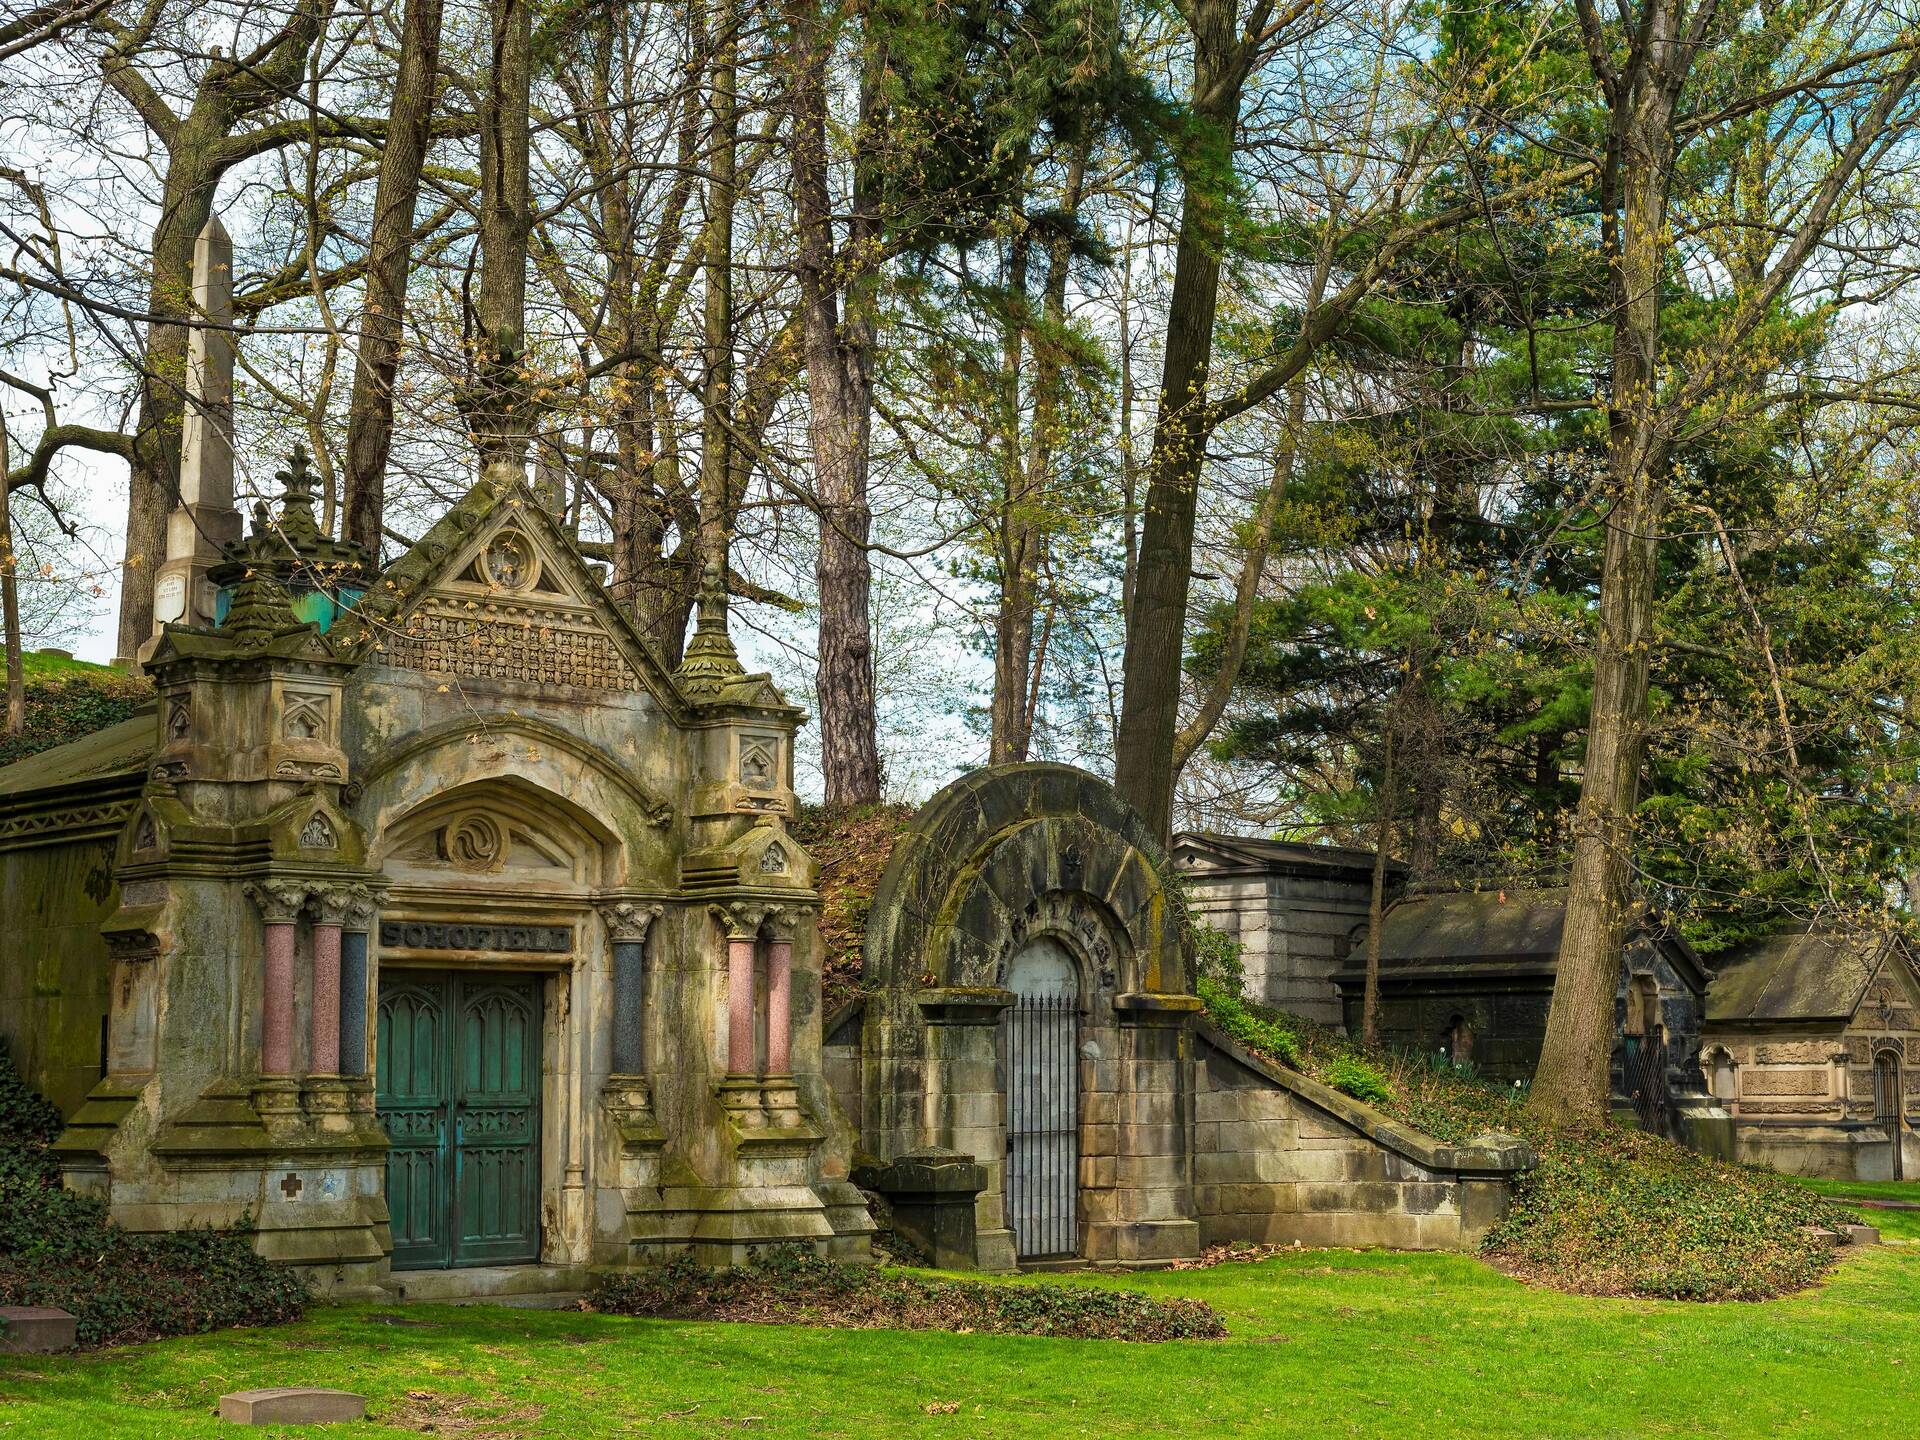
[4,649,117,682]
[1789,1178,1920,1242]
[3,1249,1918,1437]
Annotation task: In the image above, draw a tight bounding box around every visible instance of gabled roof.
[0,710,154,800]
[1705,930,1914,1026]
[1172,830,1395,881]
[331,470,691,719]
[1333,885,1709,992]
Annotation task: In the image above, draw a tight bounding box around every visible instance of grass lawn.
[1790,1177,1920,1242]
[3,650,117,682]
[3,1247,1917,1438]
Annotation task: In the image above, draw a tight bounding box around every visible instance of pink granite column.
[263,921,296,1075]
[727,934,757,1075]
[766,937,793,1076]
[247,882,306,1077]
[310,915,343,1075]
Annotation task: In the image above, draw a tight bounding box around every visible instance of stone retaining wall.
[1194,1025,1531,1251]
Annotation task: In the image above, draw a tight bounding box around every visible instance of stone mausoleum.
[1697,929,1920,1181]
[1,455,873,1297]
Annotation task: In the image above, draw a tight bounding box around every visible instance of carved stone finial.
[673,557,746,700]
[598,900,664,943]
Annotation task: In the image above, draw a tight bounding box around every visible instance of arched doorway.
[1002,938,1079,1260]
[1876,1051,1904,1181]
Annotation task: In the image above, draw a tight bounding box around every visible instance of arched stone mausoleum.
[855,765,1204,1269]
[836,765,1535,1270]
[0,459,871,1296]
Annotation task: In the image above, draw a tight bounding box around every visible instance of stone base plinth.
[0,1306,77,1353]
[219,1388,366,1425]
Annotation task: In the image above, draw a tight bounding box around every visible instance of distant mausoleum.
[1333,887,1710,1131]
[1698,930,1919,1181]
[1173,832,1394,1024]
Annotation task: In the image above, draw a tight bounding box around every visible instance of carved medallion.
[482,532,534,590]
[439,813,506,871]
[298,813,336,850]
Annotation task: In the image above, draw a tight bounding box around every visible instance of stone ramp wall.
[1194,1025,1531,1251]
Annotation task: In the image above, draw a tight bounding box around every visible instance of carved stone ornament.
[244,880,309,924]
[763,904,805,942]
[482,531,534,590]
[345,884,385,931]
[309,887,357,926]
[282,692,330,742]
[104,928,161,963]
[759,841,789,875]
[598,899,664,943]
[298,812,337,850]
[165,697,191,743]
[739,742,776,790]
[133,812,159,852]
[710,901,770,941]
[439,813,506,871]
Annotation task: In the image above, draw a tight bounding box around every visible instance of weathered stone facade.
[832,766,1532,1269]
[1698,931,1920,1181]
[5,460,872,1294]
[1173,833,1394,1024]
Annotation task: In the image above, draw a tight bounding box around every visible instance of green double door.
[376,970,542,1270]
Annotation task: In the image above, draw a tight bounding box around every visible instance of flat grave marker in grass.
[217,1387,366,1425]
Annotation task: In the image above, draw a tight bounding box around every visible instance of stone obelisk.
[142,213,243,656]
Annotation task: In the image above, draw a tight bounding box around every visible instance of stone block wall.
[1193,1026,1529,1251]
[1183,872,1376,1025]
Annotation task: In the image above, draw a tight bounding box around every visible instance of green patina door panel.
[452,978,542,1264]
[376,971,542,1270]
[377,976,451,1269]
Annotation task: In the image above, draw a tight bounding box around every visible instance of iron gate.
[1625,1033,1670,1136]
[1876,1053,1903,1181]
[1004,988,1078,1259]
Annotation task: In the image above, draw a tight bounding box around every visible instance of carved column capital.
[709,900,769,941]
[763,904,809,942]
[598,899,664,943]
[244,880,308,924]
[344,883,387,932]
[309,887,359,926]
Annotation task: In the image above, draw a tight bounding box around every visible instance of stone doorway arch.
[859,764,1202,1269]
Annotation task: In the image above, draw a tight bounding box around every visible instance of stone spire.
[143,213,243,654]
[672,558,747,699]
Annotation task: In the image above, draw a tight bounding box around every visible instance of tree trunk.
[1112,0,1245,838]
[471,0,533,477]
[116,142,219,663]
[0,415,21,735]
[1362,719,1398,1049]
[1530,74,1677,1126]
[699,0,736,593]
[341,0,445,551]
[991,154,1085,764]
[790,0,882,805]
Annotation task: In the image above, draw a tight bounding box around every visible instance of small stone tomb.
[0,1305,77,1353]
[219,1388,367,1425]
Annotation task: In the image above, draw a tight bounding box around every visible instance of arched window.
[1705,1046,1737,1102]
